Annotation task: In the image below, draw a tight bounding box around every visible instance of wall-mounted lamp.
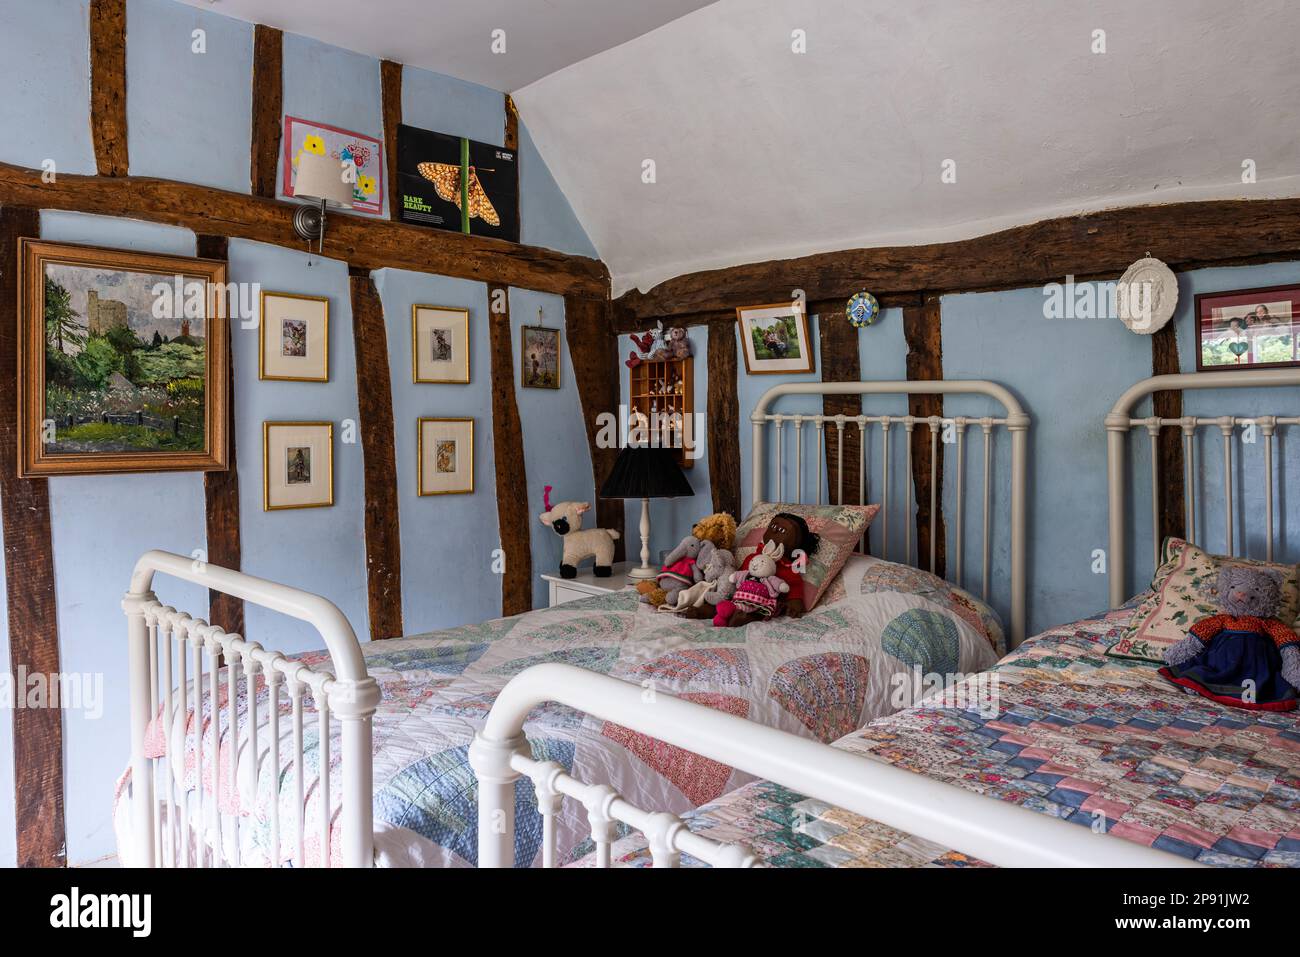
[291,152,354,255]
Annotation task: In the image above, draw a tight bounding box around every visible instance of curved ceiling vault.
[514,0,1300,295]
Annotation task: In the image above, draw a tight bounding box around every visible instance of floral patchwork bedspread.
[120,555,1001,867]
[581,607,1300,868]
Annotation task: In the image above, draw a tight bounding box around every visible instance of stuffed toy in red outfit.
[713,512,816,627]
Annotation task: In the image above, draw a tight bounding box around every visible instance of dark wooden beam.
[196,235,244,635]
[380,60,402,219]
[818,305,863,509]
[487,284,533,616]
[1151,323,1187,544]
[250,25,284,199]
[89,0,128,177]
[613,294,924,335]
[348,271,404,640]
[503,95,521,243]
[0,206,66,867]
[705,320,741,519]
[614,198,1300,324]
[0,162,609,298]
[564,296,625,560]
[903,295,946,577]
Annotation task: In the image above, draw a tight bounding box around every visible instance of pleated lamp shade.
[599,446,693,499]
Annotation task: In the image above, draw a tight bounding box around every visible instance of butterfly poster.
[282,116,384,215]
[396,123,519,243]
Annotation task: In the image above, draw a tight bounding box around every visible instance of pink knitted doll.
[714,540,789,625]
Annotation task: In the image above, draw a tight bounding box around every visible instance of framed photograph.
[263,421,334,510]
[396,123,519,243]
[412,305,470,384]
[261,292,329,382]
[1195,284,1299,372]
[282,116,384,215]
[418,417,474,496]
[736,301,814,375]
[17,239,229,477]
[520,325,561,389]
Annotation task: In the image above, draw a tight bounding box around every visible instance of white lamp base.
[626,496,657,580]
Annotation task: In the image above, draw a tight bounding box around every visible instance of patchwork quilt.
[121,556,1001,867]
[580,606,1300,868]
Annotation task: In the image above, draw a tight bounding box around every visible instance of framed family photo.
[412,305,470,384]
[418,417,474,495]
[261,291,329,382]
[18,239,229,477]
[520,325,561,389]
[1195,284,1299,372]
[736,300,814,374]
[263,421,334,510]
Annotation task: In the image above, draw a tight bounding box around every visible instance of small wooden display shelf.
[628,357,694,468]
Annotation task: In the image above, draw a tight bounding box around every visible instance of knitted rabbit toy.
[714,540,789,626]
[1160,565,1300,711]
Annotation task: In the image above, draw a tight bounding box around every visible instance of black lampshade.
[599,446,694,499]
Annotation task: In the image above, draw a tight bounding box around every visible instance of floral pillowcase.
[1105,538,1300,664]
[733,502,880,611]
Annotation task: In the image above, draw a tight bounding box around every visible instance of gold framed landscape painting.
[18,239,229,477]
[260,291,330,382]
[418,417,474,495]
[412,305,470,383]
[263,421,334,510]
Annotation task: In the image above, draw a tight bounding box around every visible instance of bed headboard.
[749,379,1030,648]
[1106,367,1300,607]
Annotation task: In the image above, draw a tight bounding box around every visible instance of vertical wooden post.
[903,295,946,576]
[817,302,863,507]
[348,270,404,639]
[250,25,284,198]
[381,60,402,219]
[706,320,741,519]
[89,0,128,177]
[1151,323,1186,543]
[0,206,66,867]
[487,284,533,615]
[504,95,521,242]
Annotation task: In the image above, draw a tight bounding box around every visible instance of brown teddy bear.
[635,512,736,607]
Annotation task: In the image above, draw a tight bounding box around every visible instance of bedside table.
[541,562,639,607]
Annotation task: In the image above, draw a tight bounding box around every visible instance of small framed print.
[737,301,814,375]
[418,417,474,495]
[261,292,329,381]
[520,325,561,389]
[263,421,334,510]
[412,305,470,383]
[1195,284,1299,372]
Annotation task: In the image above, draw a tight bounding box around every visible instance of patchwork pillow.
[733,502,879,611]
[1105,538,1300,664]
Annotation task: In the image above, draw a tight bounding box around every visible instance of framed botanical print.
[520,325,560,389]
[18,239,229,477]
[736,300,814,375]
[418,417,474,495]
[261,291,329,382]
[263,421,334,510]
[412,305,470,383]
[1195,284,1299,372]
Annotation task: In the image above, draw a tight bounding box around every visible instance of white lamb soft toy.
[539,486,621,579]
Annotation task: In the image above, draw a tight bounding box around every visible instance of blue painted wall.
[0,0,596,865]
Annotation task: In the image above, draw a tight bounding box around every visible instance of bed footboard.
[471,664,1200,869]
[122,550,379,868]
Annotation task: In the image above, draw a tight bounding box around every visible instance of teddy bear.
[635,512,737,608]
[713,512,817,627]
[665,326,691,360]
[1160,565,1300,710]
[714,540,789,626]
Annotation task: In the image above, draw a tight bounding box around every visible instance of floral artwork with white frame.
[264,421,334,510]
[261,292,329,382]
[418,417,474,495]
[412,305,470,384]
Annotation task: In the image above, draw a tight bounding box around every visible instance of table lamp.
[599,446,694,580]
[291,150,354,254]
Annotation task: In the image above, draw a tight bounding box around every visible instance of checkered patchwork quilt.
[580,606,1300,867]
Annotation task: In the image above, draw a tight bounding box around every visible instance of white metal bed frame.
[126,373,1294,869]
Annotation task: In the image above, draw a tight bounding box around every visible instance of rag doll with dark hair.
[713,512,819,627]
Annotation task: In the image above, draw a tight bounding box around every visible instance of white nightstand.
[541,562,639,607]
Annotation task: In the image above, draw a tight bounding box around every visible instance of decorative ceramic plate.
[846,290,881,327]
[1116,257,1177,334]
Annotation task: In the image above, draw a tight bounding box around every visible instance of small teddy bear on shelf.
[665,326,691,360]
[1160,565,1300,710]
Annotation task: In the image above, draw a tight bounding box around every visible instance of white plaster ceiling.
[180,0,718,91]
[513,0,1300,295]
